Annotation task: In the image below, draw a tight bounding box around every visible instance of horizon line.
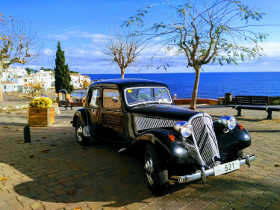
[82,71,280,75]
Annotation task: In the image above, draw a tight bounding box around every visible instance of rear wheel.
[75,118,90,145]
[144,144,168,195]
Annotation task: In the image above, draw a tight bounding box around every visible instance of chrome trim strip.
[187,113,220,167]
[186,113,206,166]
[178,155,255,183]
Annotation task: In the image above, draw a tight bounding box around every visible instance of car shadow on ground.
[235,117,271,122]
[6,127,209,207]
[9,129,155,207]
[0,122,27,126]
[3,124,276,208]
[249,130,280,133]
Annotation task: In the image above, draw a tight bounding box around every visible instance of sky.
[2,0,280,74]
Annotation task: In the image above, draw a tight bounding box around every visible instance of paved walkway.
[0,105,279,210]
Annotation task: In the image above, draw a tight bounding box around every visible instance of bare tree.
[126,0,267,110]
[103,30,144,79]
[0,14,38,101]
[28,82,43,98]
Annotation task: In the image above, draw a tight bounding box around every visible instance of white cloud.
[261,42,280,57]
[24,64,41,69]
[70,60,111,72]
[43,49,54,56]
[65,47,100,59]
[45,34,69,41]
[92,50,104,57]
[45,30,109,43]
[37,32,280,74]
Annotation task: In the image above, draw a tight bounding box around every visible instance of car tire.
[75,118,90,145]
[144,144,168,195]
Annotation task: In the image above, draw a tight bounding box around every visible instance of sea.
[71,72,280,99]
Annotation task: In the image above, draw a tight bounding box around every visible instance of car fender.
[72,108,89,126]
[121,129,191,164]
[214,122,251,159]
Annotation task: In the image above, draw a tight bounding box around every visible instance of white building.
[1,67,27,81]
[1,66,92,93]
[70,73,92,89]
[9,77,25,86]
[1,81,19,92]
[1,67,55,93]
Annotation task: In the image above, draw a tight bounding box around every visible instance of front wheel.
[75,118,90,145]
[144,144,168,195]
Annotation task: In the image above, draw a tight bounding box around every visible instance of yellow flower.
[30,97,52,108]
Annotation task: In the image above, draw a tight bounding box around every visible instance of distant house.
[9,77,25,86]
[70,73,92,89]
[1,81,19,92]
[1,66,91,93]
[1,67,27,81]
[18,84,33,93]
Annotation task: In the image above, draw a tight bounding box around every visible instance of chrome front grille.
[190,114,220,167]
[134,116,177,131]
[134,113,220,167]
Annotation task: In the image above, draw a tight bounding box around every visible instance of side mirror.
[112,97,119,103]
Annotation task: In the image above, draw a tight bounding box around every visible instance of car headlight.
[218,116,236,130]
[174,121,193,138]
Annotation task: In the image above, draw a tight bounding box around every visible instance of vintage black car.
[72,79,255,194]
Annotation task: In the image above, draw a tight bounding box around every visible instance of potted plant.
[28,97,55,126]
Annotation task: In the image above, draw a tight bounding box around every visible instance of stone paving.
[0,105,280,210]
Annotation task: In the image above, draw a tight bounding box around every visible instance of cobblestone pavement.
[0,106,279,210]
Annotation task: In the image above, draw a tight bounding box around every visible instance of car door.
[86,87,100,136]
[99,88,126,143]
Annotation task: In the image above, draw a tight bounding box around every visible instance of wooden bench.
[65,98,83,110]
[228,96,280,119]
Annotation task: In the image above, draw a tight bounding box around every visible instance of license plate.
[214,160,240,176]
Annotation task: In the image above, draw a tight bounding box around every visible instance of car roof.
[89,78,169,89]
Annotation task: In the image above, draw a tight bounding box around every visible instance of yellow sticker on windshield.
[128,89,132,93]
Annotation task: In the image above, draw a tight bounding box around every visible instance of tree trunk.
[0,64,3,101]
[190,66,201,110]
[0,80,2,101]
[121,68,125,79]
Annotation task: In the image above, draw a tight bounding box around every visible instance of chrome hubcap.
[144,151,154,185]
[77,126,83,141]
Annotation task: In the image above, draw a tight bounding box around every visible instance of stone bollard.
[218,97,225,105]
[24,125,31,143]
[52,103,60,114]
[224,93,232,105]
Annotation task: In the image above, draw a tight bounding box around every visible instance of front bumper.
[178,154,255,183]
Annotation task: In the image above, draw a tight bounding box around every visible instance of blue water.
[73,72,280,99]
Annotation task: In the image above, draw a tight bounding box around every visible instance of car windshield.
[125,87,172,106]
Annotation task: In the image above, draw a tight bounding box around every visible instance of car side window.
[103,89,121,110]
[88,88,100,107]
